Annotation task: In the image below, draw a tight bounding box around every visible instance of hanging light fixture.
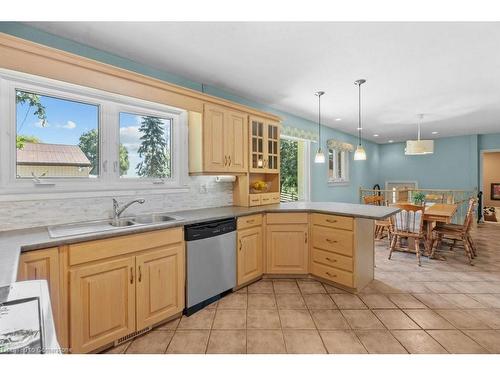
[314,91,326,163]
[405,114,434,155]
[354,79,367,161]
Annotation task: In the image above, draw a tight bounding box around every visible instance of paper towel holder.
[215,175,237,183]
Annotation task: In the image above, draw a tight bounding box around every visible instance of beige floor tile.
[280,309,316,329]
[247,309,281,329]
[422,282,460,294]
[373,309,420,330]
[178,309,216,330]
[283,329,326,354]
[439,293,486,309]
[330,294,367,309]
[435,309,492,329]
[359,294,397,309]
[247,329,286,354]
[320,330,367,353]
[213,309,246,329]
[126,331,174,354]
[468,294,500,308]
[298,280,327,294]
[388,294,427,309]
[404,309,455,329]
[206,330,246,354]
[413,293,458,309]
[341,310,385,329]
[463,330,500,353]
[235,287,247,294]
[323,283,348,294]
[248,293,277,309]
[355,330,407,354]
[303,294,337,309]
[273,280,300,294]
[217,292,247,309]
[391,330,447,353]
[248,280,274,294]
[166,330,210,354]
[276,293,306,309]
[427,330,488,354]
[473,309,500,329]
[154,317,180,331]
[311,309,350,329]
[101,341,131,354]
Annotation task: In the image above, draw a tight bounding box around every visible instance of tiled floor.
[103,222,500,354]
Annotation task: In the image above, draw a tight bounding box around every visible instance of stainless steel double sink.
[48,213,184,238]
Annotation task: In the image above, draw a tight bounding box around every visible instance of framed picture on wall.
[491,183,500,200]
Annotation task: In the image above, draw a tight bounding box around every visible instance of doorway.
[280,136,310,202]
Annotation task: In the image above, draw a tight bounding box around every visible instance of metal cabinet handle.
[325,257,337,263]
[138,265,142,282]
[239,239,243,251]
[224,156,228,166]
[305,232,308,243]
[326,272,337,278]
[228,155,231,166]
[326,238,338,244]
[247,219,255,224]
[326,219,338,223]
[130,267,134,284]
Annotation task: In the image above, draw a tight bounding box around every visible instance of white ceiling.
[26,22,500,143]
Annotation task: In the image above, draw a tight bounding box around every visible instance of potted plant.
[413,192,426,205]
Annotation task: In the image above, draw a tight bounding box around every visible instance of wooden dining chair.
[430,198,476,264]
[363,195,392,240]
[388,203,426,266]
[425,194,445,204]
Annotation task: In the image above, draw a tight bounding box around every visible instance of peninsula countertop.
[0,202,399,286]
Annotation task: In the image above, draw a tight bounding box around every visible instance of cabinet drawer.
[312,248,353,272]
[260,192,280,205]
[311,261,354,288]
[248,195,261,207]
[238,214,263,229]
[69,227,183,266]
[312,213,353,231]
[312,225,354,257]
[266,212,308,224]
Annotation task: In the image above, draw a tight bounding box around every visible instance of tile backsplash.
[0,176,233,231]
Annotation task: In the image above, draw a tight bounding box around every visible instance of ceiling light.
[314,91,326,164]
[354,79,367,161]
[405,114,434,155]
[432,131,439,135]
[373,134,379,137]
[388,140,394,143]
[335,118,342,121]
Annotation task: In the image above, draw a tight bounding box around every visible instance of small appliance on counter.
[184,218,237,315]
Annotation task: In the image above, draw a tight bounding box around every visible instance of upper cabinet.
[189,103,248,174]
[249,116,280,174]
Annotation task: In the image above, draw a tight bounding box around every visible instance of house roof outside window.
[16,143,91,167]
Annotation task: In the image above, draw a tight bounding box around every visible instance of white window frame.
[328,148,350,185]
[280,135,311,202]
[0,68,188,200]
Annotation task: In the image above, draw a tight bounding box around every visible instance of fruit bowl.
[250,181,271,194]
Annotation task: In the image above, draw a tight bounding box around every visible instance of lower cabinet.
[70,257,136,353]
[68,229,185,353]
[266,224,308,274]
[237,225,263,286]
[136,244,185,331]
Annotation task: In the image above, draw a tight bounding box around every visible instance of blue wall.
[2,23,499,202]
[0,22,380,203]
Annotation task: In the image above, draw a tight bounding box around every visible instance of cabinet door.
[135,244,185,331]
[237,226,263,286]
[70,257,136,353]
[266,224,308,274]
[249,117,266,172]
[17,248,60,337]
[226,110,248,172]
[264,121,280,173]
[203,104,226,172]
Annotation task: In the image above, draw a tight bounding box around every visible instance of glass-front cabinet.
[249,116,280,173]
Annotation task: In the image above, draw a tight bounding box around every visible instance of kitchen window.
[328,147,350,185]
[0,68,188,197]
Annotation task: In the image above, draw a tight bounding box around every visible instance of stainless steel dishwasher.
[184,218,236,315]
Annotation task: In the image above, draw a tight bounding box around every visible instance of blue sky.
[16,91,99,144]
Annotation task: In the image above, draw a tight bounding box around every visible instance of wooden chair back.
[363,195,385,206]
[464,198,476,231]
[425,194,445,203]
[390,203,426,236]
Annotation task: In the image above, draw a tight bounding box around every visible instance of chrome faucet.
[112,198,145,220]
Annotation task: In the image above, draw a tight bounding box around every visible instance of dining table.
[422,203,458,257]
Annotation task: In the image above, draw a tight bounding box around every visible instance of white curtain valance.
[327,139,354,152]
[281,126,318,142]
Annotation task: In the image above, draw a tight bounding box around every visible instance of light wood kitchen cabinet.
[69,257,136,354]
[266,223,309,274]
[189,103,248,174]
[237,217,263,286]
[17,247,61,337]
[136,244,185,331]
[249,116,280,173]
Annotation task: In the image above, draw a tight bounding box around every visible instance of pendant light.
[354,79,367,161]
[314,91,326,163]
[405,114,434,155]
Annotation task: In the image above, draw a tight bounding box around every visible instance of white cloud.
[120,126,141,144]
[62,120,77,129]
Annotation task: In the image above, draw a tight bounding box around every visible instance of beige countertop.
[0,202,398,286]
